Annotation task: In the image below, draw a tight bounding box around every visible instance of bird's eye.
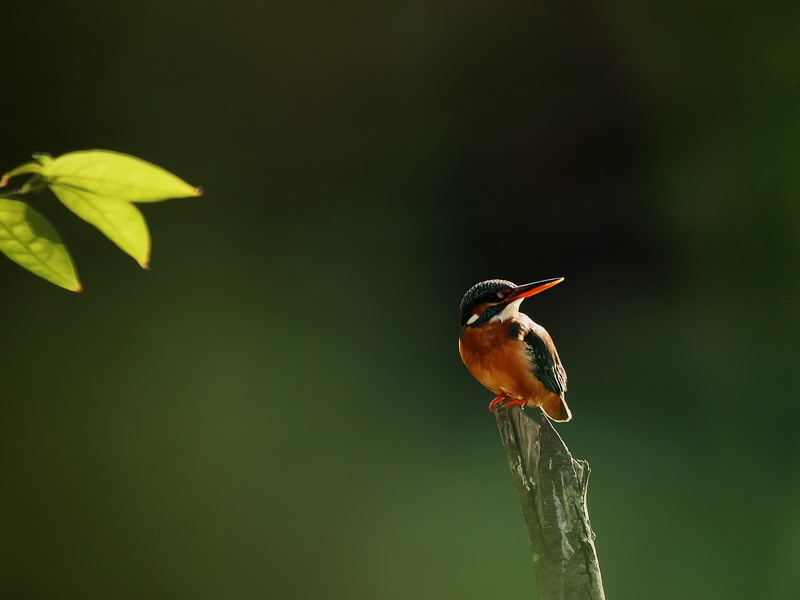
[496,291,507,300]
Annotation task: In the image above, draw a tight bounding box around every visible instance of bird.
[458,277,571,421]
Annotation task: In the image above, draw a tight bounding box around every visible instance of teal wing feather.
[523,328,567,396]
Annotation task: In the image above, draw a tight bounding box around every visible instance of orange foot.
[488,394,526,412]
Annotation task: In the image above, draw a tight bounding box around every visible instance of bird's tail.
[542,395,572,422]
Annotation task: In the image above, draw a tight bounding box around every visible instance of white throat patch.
[466,313,479,325]
[493,299,523,322]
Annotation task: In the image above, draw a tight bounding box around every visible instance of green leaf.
[50,186,151,267]
[0,198,81,291]
[41,150,202,203]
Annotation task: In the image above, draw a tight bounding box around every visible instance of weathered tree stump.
[494,406,605,600]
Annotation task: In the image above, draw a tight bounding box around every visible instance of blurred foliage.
[1,0,800,598]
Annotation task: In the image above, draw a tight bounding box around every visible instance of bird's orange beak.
[505,277,564,303]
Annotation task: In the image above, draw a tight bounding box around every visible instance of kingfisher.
[458,277,571,421]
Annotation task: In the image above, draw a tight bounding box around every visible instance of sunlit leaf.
[0,198,81,291]
[51,186,151,267]
[41,150,202,203]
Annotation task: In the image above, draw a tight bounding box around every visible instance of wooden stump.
[494,406,605,600]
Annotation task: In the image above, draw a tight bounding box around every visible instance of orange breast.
[459,320,556,408]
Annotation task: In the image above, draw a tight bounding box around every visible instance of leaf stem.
[0,176,49,198]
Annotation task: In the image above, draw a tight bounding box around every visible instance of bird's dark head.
[459,277,564,328]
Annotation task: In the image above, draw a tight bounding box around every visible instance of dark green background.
[2,1,800,598]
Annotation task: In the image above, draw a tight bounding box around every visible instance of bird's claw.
[488,393,508,412]
[488,393,526,412]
